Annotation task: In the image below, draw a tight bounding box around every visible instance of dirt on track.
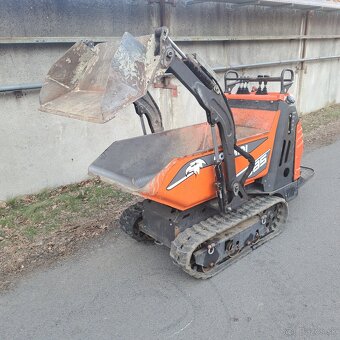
[1,104,340,291]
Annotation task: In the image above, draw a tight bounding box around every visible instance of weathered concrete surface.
[0,0,158,37]
[0,92,146,198]
[0,140,339,340]
[0,0,340,199]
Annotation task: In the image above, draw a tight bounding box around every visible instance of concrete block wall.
[0,0,339,200]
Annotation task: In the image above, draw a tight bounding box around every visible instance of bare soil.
[301,104,340,151]
[1,104,340,291]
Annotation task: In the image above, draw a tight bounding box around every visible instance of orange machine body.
[138,92,302,210]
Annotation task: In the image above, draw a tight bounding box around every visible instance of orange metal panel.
[226,92,287,102]
[294,121,304,181]
[139,109,281,210]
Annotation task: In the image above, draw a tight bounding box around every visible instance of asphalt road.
[1,140,340,340]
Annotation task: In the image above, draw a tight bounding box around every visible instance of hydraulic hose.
[234,144,255,185]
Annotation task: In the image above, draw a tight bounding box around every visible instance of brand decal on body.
[166,138,267,190]
[185,159,207,176]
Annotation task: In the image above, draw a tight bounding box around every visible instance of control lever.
[256,75,264,95]
[262,75,269,95]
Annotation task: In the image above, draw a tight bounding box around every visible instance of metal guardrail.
[1,55,340,93]
[0,83,42,93]
[214,55,340,72]
[1,35,340,45]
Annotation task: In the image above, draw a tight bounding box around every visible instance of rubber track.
[170,195,288,279]
[120,202,149,241]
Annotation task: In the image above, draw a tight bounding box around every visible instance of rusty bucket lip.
[39,31,165,123]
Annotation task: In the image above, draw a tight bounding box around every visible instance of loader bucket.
[39,32,164,123]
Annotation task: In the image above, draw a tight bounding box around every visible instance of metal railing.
[1,55,339,93]
[1,34,340,45]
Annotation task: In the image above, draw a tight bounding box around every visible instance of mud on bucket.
[39,32,164,123]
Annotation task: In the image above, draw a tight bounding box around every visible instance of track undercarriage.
[120,195,288,279]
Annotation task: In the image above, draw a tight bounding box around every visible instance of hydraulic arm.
[153,27,254,211]
[133,92,163,134]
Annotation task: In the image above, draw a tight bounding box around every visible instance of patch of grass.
[25,227,38,238]
[0,178,132,243]
[301,104,340,134]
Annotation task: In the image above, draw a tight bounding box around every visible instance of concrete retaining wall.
[0,0,339,200]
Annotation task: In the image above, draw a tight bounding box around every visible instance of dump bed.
[89,122,266,192]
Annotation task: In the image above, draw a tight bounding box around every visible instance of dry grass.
[301,103,340,150]
[0,178,137,289]
[301,104,340,134]
[0,178,131,245]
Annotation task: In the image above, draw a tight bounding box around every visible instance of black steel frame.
[224,69,294,94]
[155,27,254,211]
